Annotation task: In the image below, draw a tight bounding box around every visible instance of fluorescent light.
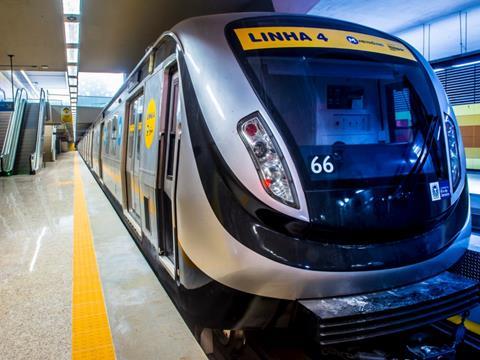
[63,0,80,15]
[433,68,444,72]
[67,65,77,76]
[452,60,480,68]
[64,22,79,44]
[66,48,78,63]
[68,77,77,86]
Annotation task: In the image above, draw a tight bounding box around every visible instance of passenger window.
[166,72,179,178]
[138,60,150,82]
[111,116,118,156]
[136,96,144,160]
[154,37,177,68]
[105,122,111,155]
[127,95,144,158]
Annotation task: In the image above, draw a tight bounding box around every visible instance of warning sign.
[61,107,72,123]
[234,27,416,61]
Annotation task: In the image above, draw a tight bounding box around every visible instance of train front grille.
[295,272,480,345]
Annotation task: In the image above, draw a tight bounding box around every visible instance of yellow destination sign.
[234,27,416,61]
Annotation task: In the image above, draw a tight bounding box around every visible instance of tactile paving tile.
[72,156,115,359]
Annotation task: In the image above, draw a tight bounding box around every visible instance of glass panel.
[240,54,447,187]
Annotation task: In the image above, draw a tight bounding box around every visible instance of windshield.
[227,20,455,238]
[242,52,448,189]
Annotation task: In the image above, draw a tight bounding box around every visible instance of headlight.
[238,114,298,208]
[445,115,461,189]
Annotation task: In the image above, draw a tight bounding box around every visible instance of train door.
[158,68,180,263]
[89,131,93,166]
[99,122,104,179]
[125,93,144,223]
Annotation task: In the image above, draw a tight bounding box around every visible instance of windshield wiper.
[392,114,441,198]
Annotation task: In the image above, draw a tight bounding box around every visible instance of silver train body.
[78,13,471,330]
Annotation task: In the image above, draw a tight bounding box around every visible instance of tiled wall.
[459,126,480,148]
[455,104,480,170]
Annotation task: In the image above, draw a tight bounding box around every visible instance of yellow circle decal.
[145,99,156,149]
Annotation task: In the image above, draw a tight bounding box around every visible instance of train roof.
[87,12,419,134]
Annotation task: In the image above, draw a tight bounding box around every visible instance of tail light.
[238,114,298,208]
[445,114,461,189]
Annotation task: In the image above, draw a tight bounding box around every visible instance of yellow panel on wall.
[454,104,480,126]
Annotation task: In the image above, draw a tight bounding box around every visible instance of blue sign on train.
[0,101,14,112]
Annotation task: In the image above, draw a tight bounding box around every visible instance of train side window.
[138,60,150,82]
[154,37,177,68]
[136,96,144,160]
[127,94,144,158]
[166,71,179,178]
[111,116,118,156]
[105,121,111,155]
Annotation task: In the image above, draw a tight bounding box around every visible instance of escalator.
[0,88,28,175]
[1,88,49,175]
[0,91,14,153]
[13,89,49,174]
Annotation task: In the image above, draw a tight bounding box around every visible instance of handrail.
[0,88,6,101]
[1,88,28,174]
[31,88,47,173]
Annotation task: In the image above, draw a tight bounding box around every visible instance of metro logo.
[234,26,416,62]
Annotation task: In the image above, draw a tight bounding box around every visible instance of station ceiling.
[0,0,65,71]
[306,0,480,33]
[0,0,273,74]
[1,0,479,75]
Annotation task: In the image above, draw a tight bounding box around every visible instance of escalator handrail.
[0,88,28,173]
[31,89,47,173]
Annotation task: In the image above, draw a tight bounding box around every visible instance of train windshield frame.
[226,20,449,191]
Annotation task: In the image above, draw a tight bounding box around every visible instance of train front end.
[225,17,470,273]
[174,14,478,338]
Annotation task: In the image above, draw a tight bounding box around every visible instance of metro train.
[78,13,477,344]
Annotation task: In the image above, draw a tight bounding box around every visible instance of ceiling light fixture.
[67,65,78,76]
[66,48,78,63]
[64,22,79,44]
[63,0,81,15]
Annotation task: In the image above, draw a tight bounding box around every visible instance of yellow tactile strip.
[72,155,116,359]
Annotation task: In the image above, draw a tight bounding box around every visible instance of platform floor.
[0,152,205,359]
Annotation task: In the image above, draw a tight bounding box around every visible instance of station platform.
[0,152,206,359]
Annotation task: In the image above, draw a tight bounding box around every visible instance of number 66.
[311,155,334,174]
